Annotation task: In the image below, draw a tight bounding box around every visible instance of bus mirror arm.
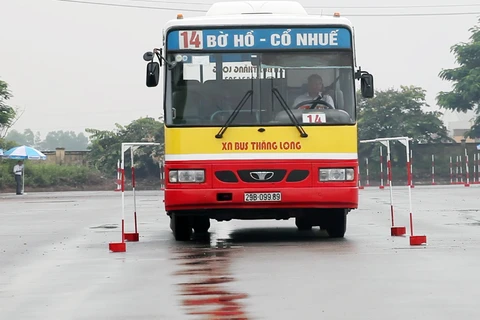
[143,48,175,67]
[143,48,178,87]
[355,67,374,98]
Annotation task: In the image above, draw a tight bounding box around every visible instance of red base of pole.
[409,235,427,246]
[391,226,406,236]
[464,183,470,187]
[379,185,384,189]
[109,219,126,252]
[124,232,140,242]
[358,186,364,189]
[109,242,126,252]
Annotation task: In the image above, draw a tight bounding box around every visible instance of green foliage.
[0,161,104,190]
[358,85,453,143]
[0,137,17,151]
[86,117,164,179]
[5,129,88,151]
[4,129,40,147]
[0,79,16,137]
[437,19,480,138]
[357,85,455,169]
[40,130,89,151]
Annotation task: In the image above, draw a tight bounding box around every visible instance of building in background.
[442,109,479,143]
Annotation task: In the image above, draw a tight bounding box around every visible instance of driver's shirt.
[292,92,335,109]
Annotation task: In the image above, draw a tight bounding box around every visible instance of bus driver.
[292,74,335,109]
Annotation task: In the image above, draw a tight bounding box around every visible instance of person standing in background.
[13,160,24,195]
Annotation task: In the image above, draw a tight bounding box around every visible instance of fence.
[42,148,89,166]
[358,142,480,186]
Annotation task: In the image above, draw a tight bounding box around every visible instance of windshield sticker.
[302,113,326,123]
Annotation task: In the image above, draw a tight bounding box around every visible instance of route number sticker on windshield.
[302,113,326,123]
[179,30,203,49]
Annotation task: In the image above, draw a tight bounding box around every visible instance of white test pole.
[121,145,125,242]
[474,154,477,183]
[465,148,470,187]
[379,146,384,188]
[405,139,414,236]
[431,154,435,185]
[365,157,370,186]
[386,141,395,226]
[131,147,138,234]
[410,149,414,187]
[22,165,25,194]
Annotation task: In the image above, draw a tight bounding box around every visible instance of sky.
[1,0,479,139]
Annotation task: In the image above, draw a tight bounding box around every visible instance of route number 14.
[302,113,326,123]
[179,30,203,49]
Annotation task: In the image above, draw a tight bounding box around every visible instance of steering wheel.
[210,111,228,122]
[293,98,334,110]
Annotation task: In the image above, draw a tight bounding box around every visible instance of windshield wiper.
[272,88,308,138]
[215,90,253,139]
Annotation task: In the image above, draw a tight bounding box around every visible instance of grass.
[0,160,109,192]
[0,160,163,193]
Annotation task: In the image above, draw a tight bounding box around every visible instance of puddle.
[89,224,118,229]
[25,200,76,204]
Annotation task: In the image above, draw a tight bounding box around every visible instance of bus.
[143,1,374,241]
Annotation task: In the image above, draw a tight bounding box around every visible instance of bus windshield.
[165,51,356,127]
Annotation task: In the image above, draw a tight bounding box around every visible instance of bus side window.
[172,89,204,123]
[330,87,344,110]
[171,90,187,123]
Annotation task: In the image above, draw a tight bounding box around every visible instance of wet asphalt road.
[1,185,479,320]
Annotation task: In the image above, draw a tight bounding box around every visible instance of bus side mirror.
[360,73,374,98]
[146,61,160,87]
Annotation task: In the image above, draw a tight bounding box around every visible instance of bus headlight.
[169,170,205,183]
[319,168,354,181]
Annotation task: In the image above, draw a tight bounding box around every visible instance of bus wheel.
[295,217,312,231]
[171,213,192,241]
[193,216,210,233]
[326,209,347,238]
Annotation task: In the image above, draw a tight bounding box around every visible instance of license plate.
[244,192,281,202]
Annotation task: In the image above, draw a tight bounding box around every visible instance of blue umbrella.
[3,145,47,160]
[3,145,47,194]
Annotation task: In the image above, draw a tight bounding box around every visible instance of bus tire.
[326,209,347,238]
[193,216,210,233]
[295,217,312,231]
[171,213,192,241]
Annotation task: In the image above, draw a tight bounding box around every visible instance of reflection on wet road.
[172,242,249,319]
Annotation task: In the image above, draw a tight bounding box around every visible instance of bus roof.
[163,1,353,32]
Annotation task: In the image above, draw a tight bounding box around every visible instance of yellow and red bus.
[143,1,374,240]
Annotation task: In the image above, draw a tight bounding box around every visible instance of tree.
[86,117,164,179]
[0,79,16,138]
[40,130,89,151]
[5,129,89,151]
[437,19,480,138]
[357,85,454,169]
[358,85,453,143]
[5,129,40,147]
